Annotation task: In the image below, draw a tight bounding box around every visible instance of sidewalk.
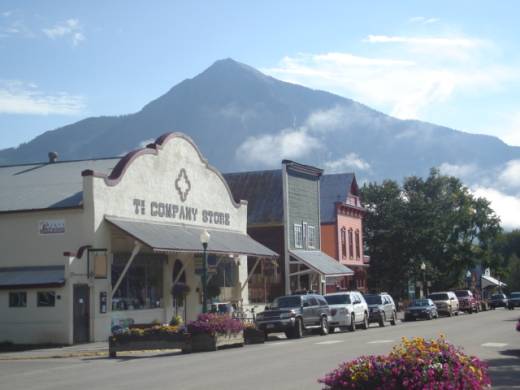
[0,342,109,360]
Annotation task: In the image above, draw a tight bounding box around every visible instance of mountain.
[1,58,519,187]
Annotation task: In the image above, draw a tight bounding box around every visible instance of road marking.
[315,340,344,345]
[267,342,292,347]
[368,339,394,344]
[481,342,508,348]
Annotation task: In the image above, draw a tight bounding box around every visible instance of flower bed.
[109,324,190,358]
[319,336,490,389]
[187,313,244,352]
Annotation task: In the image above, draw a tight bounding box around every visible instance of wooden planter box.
[109,333,191,358]
[244,328,265,344]
[190,331,244,352]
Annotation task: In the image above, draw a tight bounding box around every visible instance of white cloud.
[498,160,520,189]
[264,33,515,120]
[0,80,85,115]
[439,162,478,179]
[365,35,481,48]
[472,187,520,230]
[43,18,85,46]
[236,128,321,167]
[409,16,439,24]
[324,153,371,173]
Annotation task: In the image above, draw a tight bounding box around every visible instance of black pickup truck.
[255,293,330,339]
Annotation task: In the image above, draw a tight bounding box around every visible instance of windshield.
[364,295,382,305]
[325,294,351,305]
[491,294,505,299]
[429,293,449,301]
[411,299,430,307]
[455,291,469,297]
[271,296,301,308]
[511,292,520,298]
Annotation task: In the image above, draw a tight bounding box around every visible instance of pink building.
[320,173,369,292]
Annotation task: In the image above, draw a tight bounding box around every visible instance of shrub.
[187,313,243,336]
[319,336,490,389]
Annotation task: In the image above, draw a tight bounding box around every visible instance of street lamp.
[466,270,472,290]
[200,229,210,313]
[420,262,426,298]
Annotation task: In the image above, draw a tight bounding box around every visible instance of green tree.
[361,168,502,297]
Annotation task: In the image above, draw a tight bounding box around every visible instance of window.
[355,230,361,259]
[9,292,26,307]
[112,254,164,311]
[341,228,347,258]
[37,291,56,307]
[308,226,316,249]
[294,224,303,248]
[212,258,238,287]
[348,229,354,259]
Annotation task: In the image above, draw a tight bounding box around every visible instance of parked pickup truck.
[255,293,330,339]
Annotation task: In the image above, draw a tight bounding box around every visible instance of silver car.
[324,291,369,332]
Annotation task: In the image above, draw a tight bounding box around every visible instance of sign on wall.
[38,219,65,235]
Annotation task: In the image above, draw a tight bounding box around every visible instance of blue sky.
[1,0,520,151]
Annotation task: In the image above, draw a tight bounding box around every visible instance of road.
[1,309,519,389]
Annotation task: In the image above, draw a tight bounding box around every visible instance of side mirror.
[265,305,270,310]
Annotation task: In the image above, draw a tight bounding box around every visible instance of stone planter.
[244,327,265,344]
[190,331,244,352]
[109,333,191,358]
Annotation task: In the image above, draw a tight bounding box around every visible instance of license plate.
[266,324,274,329]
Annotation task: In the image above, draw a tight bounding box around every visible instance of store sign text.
[133,199,230,226]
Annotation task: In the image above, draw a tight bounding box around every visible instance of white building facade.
[0,133,275,344]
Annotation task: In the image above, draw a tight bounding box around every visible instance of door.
[73,284,90,344]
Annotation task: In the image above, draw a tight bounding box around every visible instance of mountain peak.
[201,58,267,80]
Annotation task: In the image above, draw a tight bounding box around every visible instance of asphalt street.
[0,309,519,390]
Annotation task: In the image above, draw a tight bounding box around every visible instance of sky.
[1,1,520,227]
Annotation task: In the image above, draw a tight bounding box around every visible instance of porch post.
[111,241,141,299]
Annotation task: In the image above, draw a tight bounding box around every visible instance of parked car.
[428,291,459,316]
[489,293,508,309]
[404,299,438,321]
[454,290,480,314]
[255,293,330,339]
[508,292,520,310]
[364,293,397,327]
[324,291,369,332]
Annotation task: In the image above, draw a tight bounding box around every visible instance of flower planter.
[190,331,244,352]
[244,327,265,344]
[109,333,191,358]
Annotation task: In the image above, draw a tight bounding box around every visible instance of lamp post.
[466,270,472,290]
[200,229,210,313]
[420,262,426,298]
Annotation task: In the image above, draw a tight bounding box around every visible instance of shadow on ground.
[486,349,520,389]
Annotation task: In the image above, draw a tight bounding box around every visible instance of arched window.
[341,228,347,259]
[355,230,360,259]
[348,229,354,259]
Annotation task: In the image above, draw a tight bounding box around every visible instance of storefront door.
[73,284,90,343]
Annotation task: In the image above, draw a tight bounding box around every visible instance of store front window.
[112,254,165,311]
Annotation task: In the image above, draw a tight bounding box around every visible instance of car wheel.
[284,331,292,339]
[468,307,473,314]
[294,318,303,339]
[350,314,356,332]
[379,313,386,327]
[361,313,369,330]
[390,311,397,326]
[428,311,433,320]
[328,326,335,334]
[320,317,329,336]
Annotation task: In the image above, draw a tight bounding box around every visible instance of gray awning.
[0,266,65,289]
[481,274,507,288]
[106,216,278,258]
[290,250,354,277]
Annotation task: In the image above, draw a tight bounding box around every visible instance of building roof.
[319,173,356,223]
[0,158,119,213]
[223,170,284,225]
